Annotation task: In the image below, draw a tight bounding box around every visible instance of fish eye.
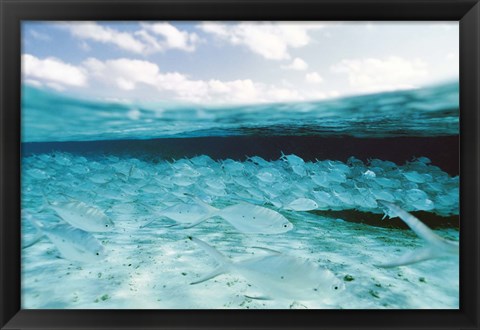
[96,252,99,256]
[105,224,109,227]
[283,225,288,228]
[334,286,338,290]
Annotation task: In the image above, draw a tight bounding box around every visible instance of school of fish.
[21,152,459,303]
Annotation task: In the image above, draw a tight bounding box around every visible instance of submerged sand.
[21,153,459,309]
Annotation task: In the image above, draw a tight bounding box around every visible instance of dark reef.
[22,135,459,175]
[313,209,459,229]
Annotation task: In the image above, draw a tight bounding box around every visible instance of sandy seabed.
[21,209,459,309]
[21,153,459,309]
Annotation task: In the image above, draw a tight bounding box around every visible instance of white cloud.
[64,22,145,53]
[81,57,308,104]
[331,56,428,92]
[140,23,199,52]
[206,80,303,103]
[22,53,340,104]
[198,22,323,60]
[305,72,323,84]
[265,87,302,102]
[63,22,199,55]
[22,54,87,87]
[282,57,308,71]
[328,90,340,98]
[83,57,240,101]
[207,79,258,102]
[84,58,160,90]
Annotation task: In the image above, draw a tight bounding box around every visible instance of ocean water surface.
[21,82,459,309]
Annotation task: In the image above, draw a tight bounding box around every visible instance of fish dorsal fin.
[377,200,459,267]
[128,164,135,180]
[57,192,78,202]
[244,294,272,301]
[250,246,282,255]
[378,200,451,247]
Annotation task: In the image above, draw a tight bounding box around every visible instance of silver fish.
[189,237,344,300]
[24,211,106,263]
[280,152,305,167]
[376,200,459,267]
[216,203,293,234]
[163,197,293,234]
[283,198,318,211]
[48,199,114,232]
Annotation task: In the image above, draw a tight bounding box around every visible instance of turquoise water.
[21,82,459,309]
[22,82,458,142]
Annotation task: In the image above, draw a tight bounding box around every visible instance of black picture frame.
[1,0,479,329]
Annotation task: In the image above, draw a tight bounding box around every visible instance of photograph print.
[21,21,459,309]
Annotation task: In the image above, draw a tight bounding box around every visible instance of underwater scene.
[21,21,459,309]
[21,83,460,309]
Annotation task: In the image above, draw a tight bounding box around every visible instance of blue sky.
[22,21,459,105]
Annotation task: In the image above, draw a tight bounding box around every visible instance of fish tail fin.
[188,236,232,285]
[166,160,175,171]
[22,231,44,249]
[188,236,231,268]
[165,215,212,230]
[40,187,52,208]
[22,211,47,248]
[179,215,213,229]
[90,190,99,202]
[158,215,205,229]
[128,164,135,181]
[375,247,442,268]
[58,192,77,202]
[136,203,174,228]
[23,211,43,230]
[190,266,228,285]
[182,193,220,215]
[139,218,157,229]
